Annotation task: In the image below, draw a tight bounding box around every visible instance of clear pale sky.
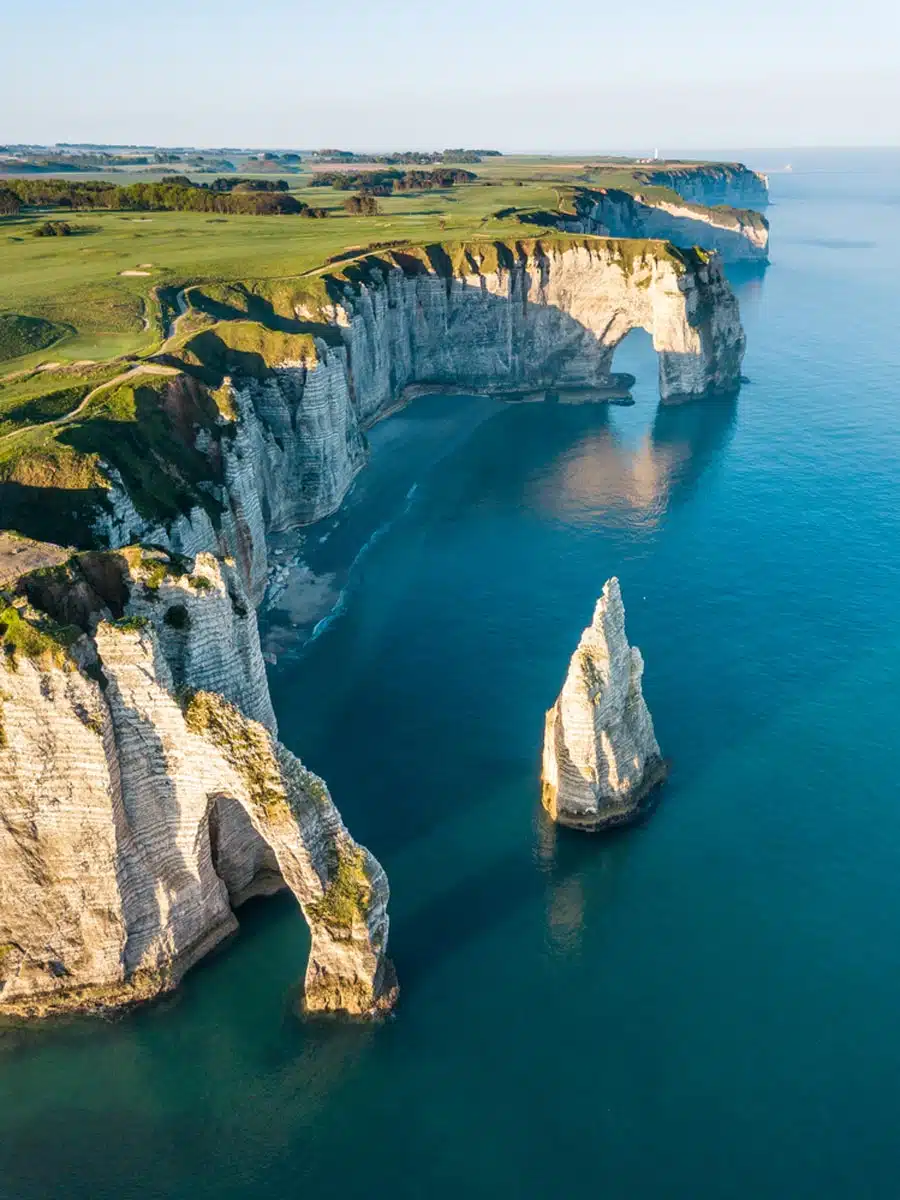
[4,0,899,150]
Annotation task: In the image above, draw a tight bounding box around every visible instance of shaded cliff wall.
[95,241,746,606]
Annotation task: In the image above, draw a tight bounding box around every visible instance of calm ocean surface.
[4,150,900,1199]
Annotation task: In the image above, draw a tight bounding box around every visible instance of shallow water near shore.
[4,151,900,1199]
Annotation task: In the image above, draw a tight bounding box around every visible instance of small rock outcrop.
[542,578,667,830]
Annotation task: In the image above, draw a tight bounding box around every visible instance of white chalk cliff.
[541,189,769,263]
[0,550,395,1017]
[635,164,770,209]
[1,236,743,1017]
[100,238,746,607]
[542,578,667,830]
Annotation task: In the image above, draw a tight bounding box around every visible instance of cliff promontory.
[527,187,769,264]
[3,236,746,602]
[634,163,769,209]
[0,233,743,1016]
[542,578,667,830]
[0,548,396,1017]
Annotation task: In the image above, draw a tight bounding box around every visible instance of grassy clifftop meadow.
[0,149,760,546]
[0,152,758,368]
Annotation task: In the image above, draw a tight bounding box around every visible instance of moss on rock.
[307,842,372,933]
[181,689,288,817]
[169,321,319,385]
[0,601,80,671]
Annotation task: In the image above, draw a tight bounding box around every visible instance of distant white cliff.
[636,164,770,209]
[540,188,769,263]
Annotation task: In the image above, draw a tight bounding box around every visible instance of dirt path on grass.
[165,288,190,340]
[0,363,180,447]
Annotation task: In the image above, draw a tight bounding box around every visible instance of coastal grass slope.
[0,158,765,371]
[0,232,739,546]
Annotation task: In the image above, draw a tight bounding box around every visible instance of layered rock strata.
[1,237,743,1017]
[635,164,769,208]
[96,239,745,607]
[540,188,769,263]
[0,550,395,1017]
[542,578,667,830]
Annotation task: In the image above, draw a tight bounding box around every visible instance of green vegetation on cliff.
[307,843,372,932]
[0,366,228,545]
[0,154,762,371]
[0,226,724,543]
[0,363,124,437]
[0,600,80,671]
[169,320,320,381]
[181,689,289,817]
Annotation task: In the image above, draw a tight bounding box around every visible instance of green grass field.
[0,183,561,368]
[0,153,696,374]
[0,151,760,556]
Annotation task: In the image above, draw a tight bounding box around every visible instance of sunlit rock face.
[637,164,770,209]
[542,578,667,830]
[340,241,746,416]
[93,240,745,609]
[549,189,769,263]
[0,551,396,1019]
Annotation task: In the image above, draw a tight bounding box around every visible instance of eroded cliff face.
[549,189,769,263]
[0,237,744,1018]
[92,350,366,608]
[0,550,395,1017]
[636,164,770,208]
[335,240,745,416]
[542,578,667,830]
[91,239,746,608]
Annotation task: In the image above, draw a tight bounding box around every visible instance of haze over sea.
[3,149,900,1199]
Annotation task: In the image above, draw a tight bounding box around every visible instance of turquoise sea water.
[4,150,900,1199]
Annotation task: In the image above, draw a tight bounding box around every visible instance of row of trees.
[311,149,499,164]
[203,177,289,193]
[0,177,393,221]
[0,177,322,217]
[311,168,476,193]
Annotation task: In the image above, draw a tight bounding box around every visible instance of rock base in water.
[541,577,667,831]
[541,755,668,831]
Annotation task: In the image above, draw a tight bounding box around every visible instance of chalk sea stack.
[542,578,667,830]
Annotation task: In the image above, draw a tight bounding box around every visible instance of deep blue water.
[4,150,900,1199]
